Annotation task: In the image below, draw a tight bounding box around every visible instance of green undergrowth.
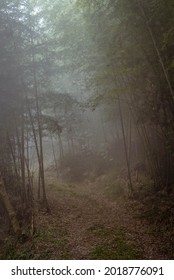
[94,171,128,199]
[33,223,71,259]
[1,226,70,260]
[48,182,78,197]
[0,238,35,260]
[48,182,99,206]
[105,180,125,198]
[88,224,141,260]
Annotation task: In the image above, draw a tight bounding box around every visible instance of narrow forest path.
[33,177,167,260]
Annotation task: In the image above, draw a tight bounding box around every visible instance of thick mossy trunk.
[0,178,20,235]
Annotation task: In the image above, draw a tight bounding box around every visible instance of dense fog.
[0,0,174,260]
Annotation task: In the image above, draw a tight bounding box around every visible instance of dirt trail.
[34,179,167,260]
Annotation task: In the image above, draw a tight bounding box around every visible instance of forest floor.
[1,174,170,259]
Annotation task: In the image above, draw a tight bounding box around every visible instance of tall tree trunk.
[7,132,19,180]
[26,99,41,199]
[16,127,27,204]
[0,177,20,235]
[31,51,50,212]
[51,134,59,178]
[117,98,134,193]
[21,111,26,203]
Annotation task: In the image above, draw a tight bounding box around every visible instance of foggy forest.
[0,0,174,260]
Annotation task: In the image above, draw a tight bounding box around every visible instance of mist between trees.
[0,0,174,259]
